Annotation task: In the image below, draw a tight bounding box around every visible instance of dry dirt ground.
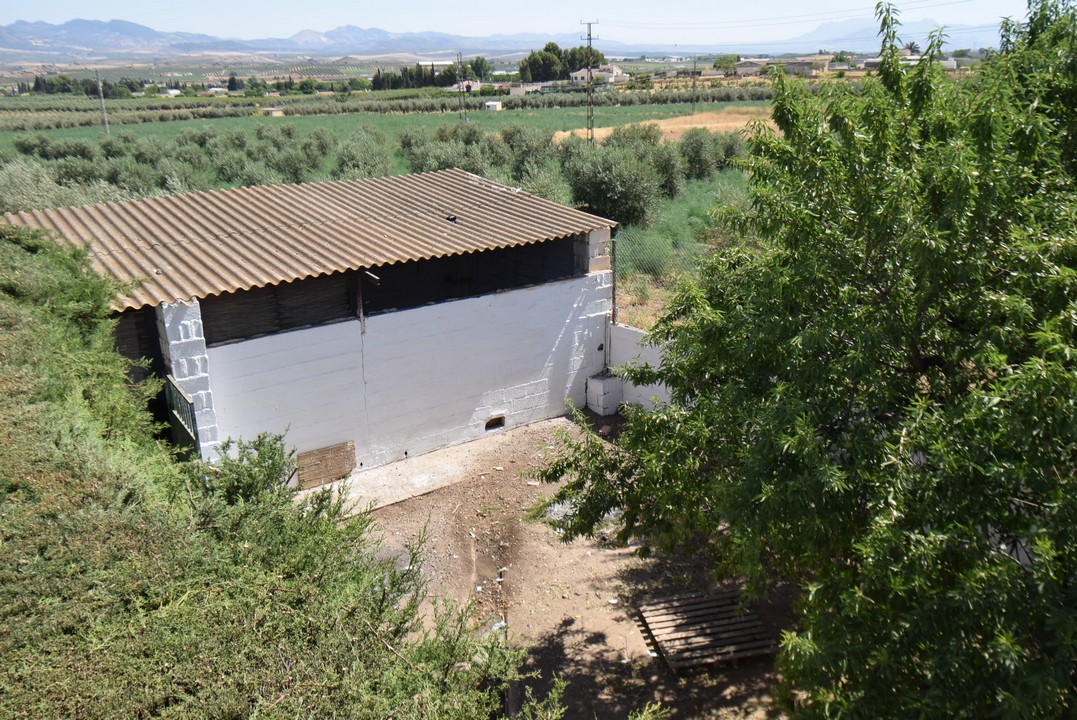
[553,107,775,144]
[370,415,789,719]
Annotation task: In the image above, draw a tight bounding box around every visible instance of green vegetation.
[537,1,1077,716]
[0,87,773,134]
[518,42,606,82]
[0,224,546,717]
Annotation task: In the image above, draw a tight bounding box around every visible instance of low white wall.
[207,272,611,469]
[610,324,671,410]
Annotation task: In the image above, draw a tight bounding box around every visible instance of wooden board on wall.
[297,441,356,489]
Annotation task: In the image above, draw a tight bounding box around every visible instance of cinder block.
[586,373,623,416]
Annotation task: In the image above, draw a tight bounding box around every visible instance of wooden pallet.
[636,589,778,673]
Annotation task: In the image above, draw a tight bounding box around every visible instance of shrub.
[0,158,135,213]
[99,131,137,159]
[236,161,284,187]
[563,144,661,226]
[715,130,746,167]
[604,122,664,149]
[500,124,556,182]
[679,127,718,180]
[12,132,50,157]
[651,142,684,198]
[520,160,572,205]
[45,138,97,161]
[213,149,251,183]
[51,157,104,186]
[267,147,319,183]
[175,126,219,148]
[334,127,392,179]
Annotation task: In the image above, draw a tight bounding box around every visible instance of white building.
[5,170,616,486]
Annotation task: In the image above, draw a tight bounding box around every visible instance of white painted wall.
[208,321,365,456]
[206,272,611,469]
[610,323,671,410]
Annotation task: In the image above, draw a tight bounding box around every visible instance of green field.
[0,100,768,169]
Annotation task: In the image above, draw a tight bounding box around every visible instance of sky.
[0,0,1032,46]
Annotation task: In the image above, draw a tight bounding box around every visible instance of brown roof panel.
[2,168,615,311]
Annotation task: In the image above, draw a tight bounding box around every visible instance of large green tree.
[539,1,1076,716]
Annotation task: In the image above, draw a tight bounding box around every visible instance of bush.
[500,124,557,182]
[99,131,138,159]
[715,130,746,167]
[175,125,219,148]
[213,149,251,183]
[334,127,392,179]
[302,126,338,162]
[11,132,50,157]
[563,144,662,226]
[45,138,97,161]
[0,227,540,718]
[0,158,135,213]
[520,160,572,205]
[51,157,104,186]
[267,147,320,183]
[651,142,684,198]
[235,161,283,187]
[679,127,718,180]
[604,122,664,149]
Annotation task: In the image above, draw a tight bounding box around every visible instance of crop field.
[0,99,768,164]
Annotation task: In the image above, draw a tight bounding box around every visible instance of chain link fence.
[612,226,710,331]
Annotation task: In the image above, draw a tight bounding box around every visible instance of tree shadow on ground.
[516,546,792,719]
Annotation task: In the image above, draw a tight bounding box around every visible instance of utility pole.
[95,68,109,135]
[581,20,598,145]
[457,52,468,122]
[691,55,698,114]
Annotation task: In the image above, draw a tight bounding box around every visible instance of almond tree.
[539,1,1076,715]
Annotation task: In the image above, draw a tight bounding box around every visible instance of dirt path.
[371,416,786,719]
[554,107,774,144]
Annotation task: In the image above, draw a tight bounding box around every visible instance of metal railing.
[165,374,199,453]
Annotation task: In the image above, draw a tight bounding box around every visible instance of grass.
[0,224,533,718]
[615,170,749,329]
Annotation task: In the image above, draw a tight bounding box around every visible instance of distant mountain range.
[0,17,1004,62]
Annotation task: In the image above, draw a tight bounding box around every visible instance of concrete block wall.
[609,323,671,410]
[156,299,221,459]
[205,271,612,470]
[576,227,612,273]
[207,321,365,458]
[360,272,610,466]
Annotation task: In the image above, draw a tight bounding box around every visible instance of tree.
[564,45,607,72]
[712,54,739,75]
[538,1,1077,716]
[902,39,922,54]
[469,56,492,81]
[678,127,719,180]
[562,144,662,226]
[334,127,392,179]
[519,47,563,83]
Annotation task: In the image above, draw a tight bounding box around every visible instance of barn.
[4,169,616,482]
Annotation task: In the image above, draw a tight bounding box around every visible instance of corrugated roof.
[2,168,615,311]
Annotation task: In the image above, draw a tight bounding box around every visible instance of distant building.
[735,59,770,76]
[569,64,628,85]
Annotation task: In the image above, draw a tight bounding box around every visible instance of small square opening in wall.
[485,416,506,431]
